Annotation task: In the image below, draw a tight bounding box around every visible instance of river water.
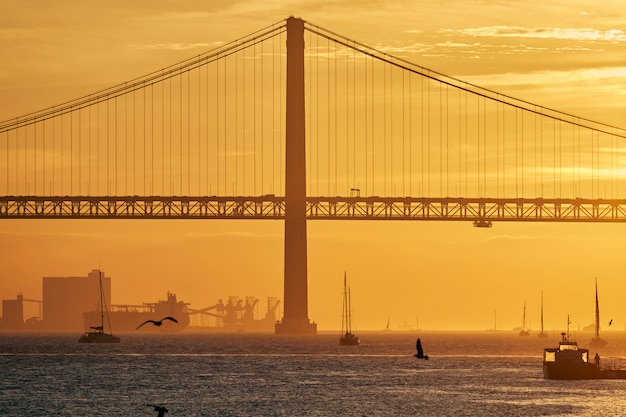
[1,331,625,416]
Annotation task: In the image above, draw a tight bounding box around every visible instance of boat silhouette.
[78,270,120,343]
[537,292,548,338]
[339,272,360,346]
[519,300,530,337]
[589,278,607,347]
[543,315,626,380]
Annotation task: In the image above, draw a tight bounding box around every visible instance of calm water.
[1,331,625,416]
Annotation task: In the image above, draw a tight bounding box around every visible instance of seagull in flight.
[147,404,168,416]
[414,337,429,360]
[136,316,178,330]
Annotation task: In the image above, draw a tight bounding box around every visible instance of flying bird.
[136,316,178,330]
[608,319,613,326]
[147,404,168,416]
[414,337,429,360]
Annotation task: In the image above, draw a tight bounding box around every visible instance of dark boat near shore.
[543,330,626,380]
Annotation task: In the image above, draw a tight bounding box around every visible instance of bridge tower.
[275,17,317,334]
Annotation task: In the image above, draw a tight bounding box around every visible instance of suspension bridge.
[1,17,625,333]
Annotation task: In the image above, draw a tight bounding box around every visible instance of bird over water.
[147,404,168,416]
[136,316,178,330]
[414,337,429,360]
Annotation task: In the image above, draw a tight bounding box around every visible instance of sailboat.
[537,292,548,338]
[78,270,120,343]
[589,277,607,347]
[339,272,360,346]
[519,300,530,336]
[487,310,500,332]
[383,317,391,331]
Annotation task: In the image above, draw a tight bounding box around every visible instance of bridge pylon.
[275,16,317,334]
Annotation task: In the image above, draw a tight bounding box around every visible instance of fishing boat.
[78,270,120,343]
[339,272,360,346]
[537,292,548,338]
[543,316,626,380]
[519,301,530,336]
[589,278,607,347]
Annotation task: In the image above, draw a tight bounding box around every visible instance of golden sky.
[1,0,625,331]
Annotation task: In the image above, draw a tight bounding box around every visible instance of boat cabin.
[543,332,597,379]
[543,336,588,363]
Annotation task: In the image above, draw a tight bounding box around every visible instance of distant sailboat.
[78,270,120,343]
[487,310,500,332]
[339,272,360,346]
[589,278,607,347]
[519,301,530,337]
[384,317,391,331]
[538,292,548,338]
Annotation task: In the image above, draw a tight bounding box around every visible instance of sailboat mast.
[99,270,105,329]
[342,272,347,334]
[567,314,571,339]
[541,291,543,333]
[347,286,352,334]
[595,277,600,339]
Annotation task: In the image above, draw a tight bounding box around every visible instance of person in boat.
[595,353,601,369]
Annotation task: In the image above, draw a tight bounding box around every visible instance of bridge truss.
[2,196,624,225]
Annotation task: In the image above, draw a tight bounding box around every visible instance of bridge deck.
[1,196,625,224]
